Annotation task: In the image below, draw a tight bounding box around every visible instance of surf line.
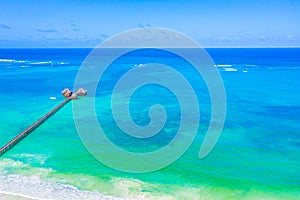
[0,190,49,200]
[0,88,87,156]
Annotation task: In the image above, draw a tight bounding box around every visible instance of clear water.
[0,48,299,199]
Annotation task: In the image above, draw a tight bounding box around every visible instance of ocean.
[0,48,299,199]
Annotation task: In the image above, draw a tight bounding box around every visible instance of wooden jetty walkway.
[0,97,72,156]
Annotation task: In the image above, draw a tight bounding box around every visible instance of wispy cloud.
[287,34,295,41]
[0,24,10,29]
[70,23,80,32]
[138,22,152,28]
[219,35,241,42]
[138,22,144,28]
[259,35,268,41]
[35,28,58,33]
[100,34,109,38]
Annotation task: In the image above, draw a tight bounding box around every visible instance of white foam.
[50,97,57,100]
[0,59,16,62]
[29,61,52,65]
[0,158,120,200]
[0,59,27,63]
[111,177,201,200]
[0,158,200,200]
[242,70,248,73]
[134,64,144,68]
[0,60,69,66]
[0,174,119,200]
[224,68,237,72]
[216,64,232,67]
[58,62,68,65]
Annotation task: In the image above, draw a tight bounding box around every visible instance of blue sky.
[0,0,299,48]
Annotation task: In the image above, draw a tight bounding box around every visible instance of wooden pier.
[0,97,72,156]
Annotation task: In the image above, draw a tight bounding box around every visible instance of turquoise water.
[0,48,299,199]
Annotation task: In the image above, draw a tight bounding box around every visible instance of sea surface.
[0,48,299,199]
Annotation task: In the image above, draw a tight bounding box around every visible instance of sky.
[0,0,299,48]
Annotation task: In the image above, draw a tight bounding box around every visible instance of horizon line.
[0,46,300,49]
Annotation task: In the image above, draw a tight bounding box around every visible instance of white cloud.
[287,34,295,40]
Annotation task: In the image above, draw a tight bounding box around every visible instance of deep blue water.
[0,48,299,199]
